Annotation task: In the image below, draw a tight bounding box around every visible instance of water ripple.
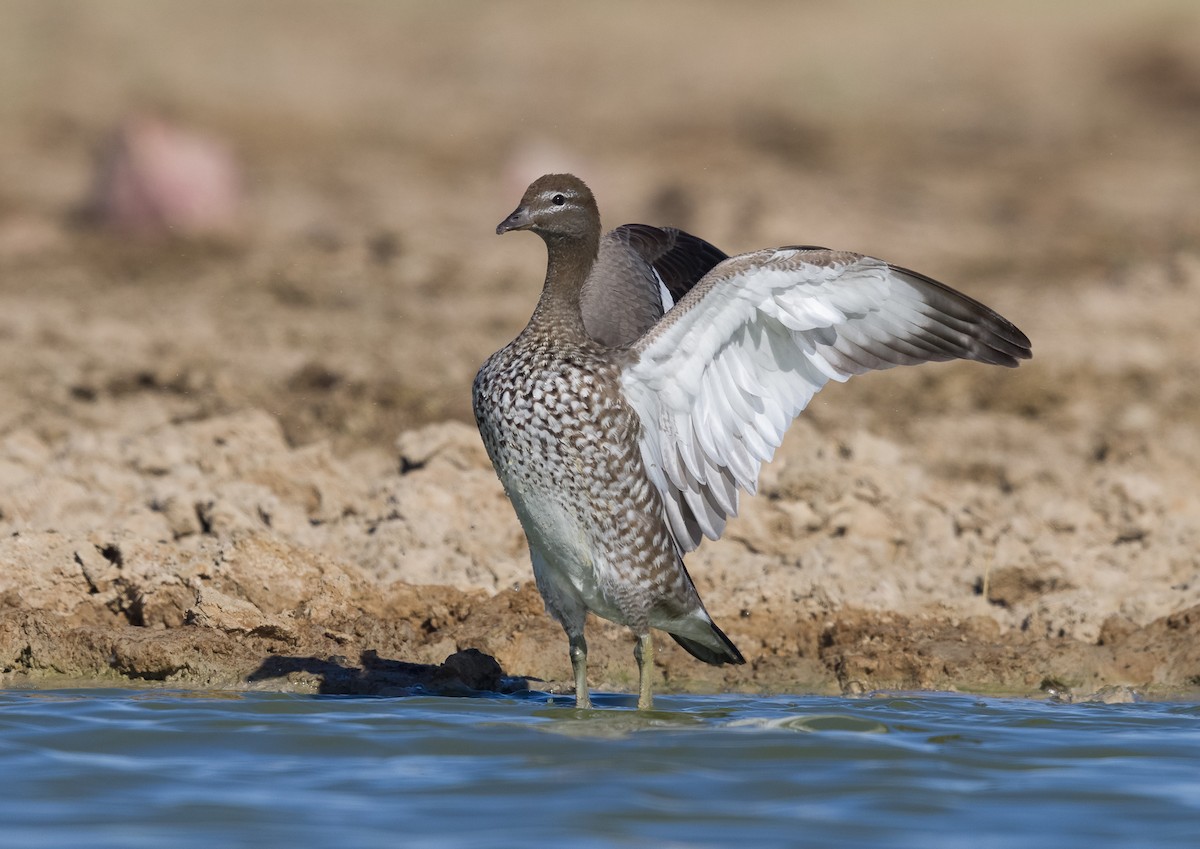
[0,689,1197,848]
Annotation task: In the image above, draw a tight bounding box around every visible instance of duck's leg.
[531,550,591,708]
[568,632,592,709]
[634,632,654,710]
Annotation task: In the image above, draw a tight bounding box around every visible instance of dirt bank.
[2,2,1199,699]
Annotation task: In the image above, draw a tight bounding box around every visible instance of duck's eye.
[552,193,566,206]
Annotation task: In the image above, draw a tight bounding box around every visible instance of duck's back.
[580,224,728,348]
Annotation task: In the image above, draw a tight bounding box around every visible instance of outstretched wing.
[580,225,727,347]
[620,247,1032,552]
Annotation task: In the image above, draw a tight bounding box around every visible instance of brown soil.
[2,1,1199,700]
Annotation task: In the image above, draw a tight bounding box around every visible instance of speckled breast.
[473,336,684,627]
[472,337,635,510]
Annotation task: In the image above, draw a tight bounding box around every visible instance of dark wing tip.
[890,263,1033,367]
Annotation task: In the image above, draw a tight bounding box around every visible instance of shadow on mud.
[247,648,533,697]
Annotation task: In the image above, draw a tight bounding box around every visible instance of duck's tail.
[668,618,745,666]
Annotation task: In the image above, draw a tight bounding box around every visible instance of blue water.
[0,689,1197,849]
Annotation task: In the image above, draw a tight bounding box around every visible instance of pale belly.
[503,480,627,626]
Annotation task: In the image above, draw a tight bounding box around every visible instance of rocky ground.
[2,1,1199,700]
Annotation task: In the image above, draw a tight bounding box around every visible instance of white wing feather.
[620,248,1030,552]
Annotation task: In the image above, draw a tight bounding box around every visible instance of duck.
[472,173,1031,709]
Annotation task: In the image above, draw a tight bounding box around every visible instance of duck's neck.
[527,230,599,344]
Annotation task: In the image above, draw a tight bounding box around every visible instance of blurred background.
[0,0,1197,455]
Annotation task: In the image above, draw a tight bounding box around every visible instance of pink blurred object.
[90,115,241,237]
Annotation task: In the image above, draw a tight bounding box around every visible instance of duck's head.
[496,174,599,242]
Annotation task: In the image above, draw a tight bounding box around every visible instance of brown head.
[496,174,600,244]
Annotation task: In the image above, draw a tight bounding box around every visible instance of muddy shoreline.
[3,416,1198,701]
